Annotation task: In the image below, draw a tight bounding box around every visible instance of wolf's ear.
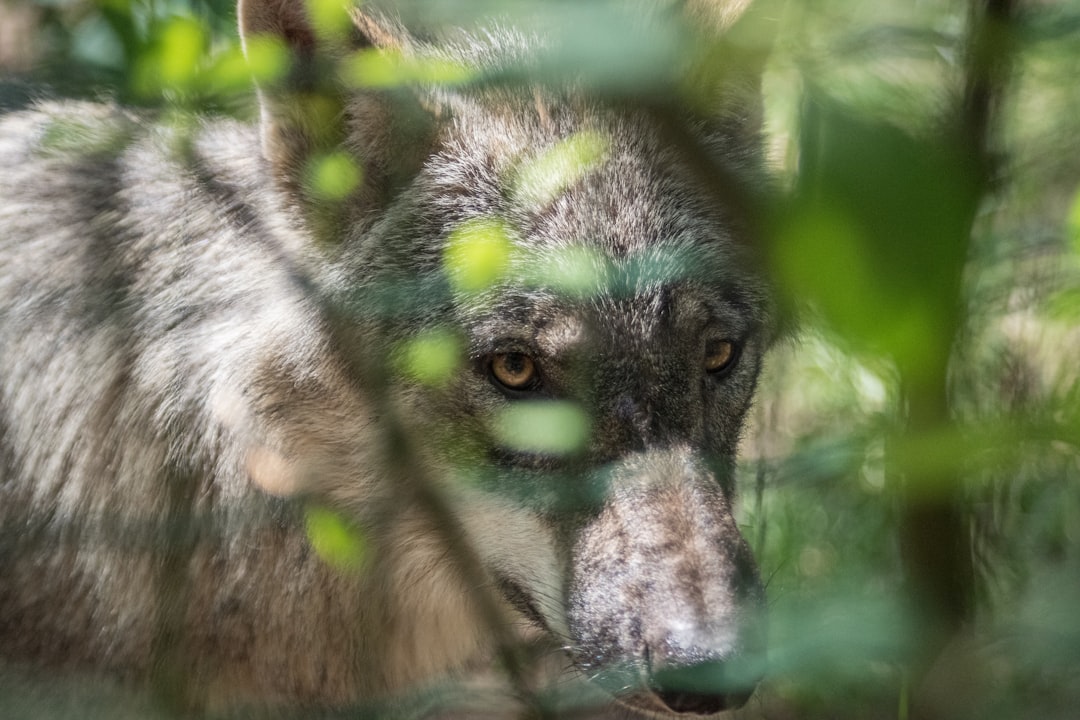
[683,0,774,152]
[238,0,355,192]
[238,0,436,238]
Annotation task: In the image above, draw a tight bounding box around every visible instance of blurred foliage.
[744,1,1080,717]
[0,0,243,108]
[1,0,1079,718]
[304,505,369,572]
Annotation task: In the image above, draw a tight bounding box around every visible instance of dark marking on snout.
[493,571,549,633]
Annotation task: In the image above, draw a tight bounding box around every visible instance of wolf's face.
[240,1,772,714]
[355,97,769,714]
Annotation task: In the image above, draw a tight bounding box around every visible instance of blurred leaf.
[132,15,206,95]
[444,217,514,293]
[494,401,591,454]
[776,92,981,380]
[519,245,608,298]
[652,656,765,698]
[1046,287,1080,321]
[71,12,126,70]
[398,329,463,386]
[767,592,917,678]
[205,36,288,94]
[511,130,610,207]
[771,433,877,489]
[306,151,363,201]
[407,0,687,97]
[1067,184,1080,256]
[341,48,474,88]
[305,0,354,41]
[304,506,367,571]
[772,204,883,338]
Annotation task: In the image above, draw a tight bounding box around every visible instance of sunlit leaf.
[202,44,254,95]
[398,329,463,385]
[306,151,363,201]
[511,130,610,206]
[306,0,354,41]
[208,35,290,90]
[520,245,608,297]
[1067,184,1080,256]
[304,506,367,571]
[160,16,205,88]
[772,204,880,333]
[444,217,514,293]
[493,401,591,454]
[341,48,473,88]
[1047,287,1080,321]
[131,14,207,98]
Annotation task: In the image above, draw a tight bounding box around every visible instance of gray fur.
[0,1,773,717]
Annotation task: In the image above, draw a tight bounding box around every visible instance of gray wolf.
[0,0,775,716]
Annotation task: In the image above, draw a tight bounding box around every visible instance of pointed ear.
[238,0,437,239]
[238,0,350,179]
[683,0,775,150]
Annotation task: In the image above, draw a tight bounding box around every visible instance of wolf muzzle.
[566,448,765,716]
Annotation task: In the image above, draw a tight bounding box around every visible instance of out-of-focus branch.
[897,0,1017,715]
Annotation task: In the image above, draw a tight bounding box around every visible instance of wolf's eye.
[704,340,738,375]
[490,352,540,391]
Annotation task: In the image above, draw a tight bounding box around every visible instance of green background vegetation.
[1,0,1078,718]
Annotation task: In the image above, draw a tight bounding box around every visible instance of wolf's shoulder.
[0,100,145,178]
[0,99,292,330]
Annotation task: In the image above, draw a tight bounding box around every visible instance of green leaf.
[304,506,367,571]
[341,48,474,89]
[398,329,463,385]
[444,217,514,293]
[306,151,363,201]
[493,402,591,454]
[511,130,610,206]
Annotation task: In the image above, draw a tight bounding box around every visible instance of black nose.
[648,659,755,716]
[652,688,751,716]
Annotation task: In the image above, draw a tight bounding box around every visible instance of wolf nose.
[654,690,725,715]
[647,658,754,716]
[651,687,750,716]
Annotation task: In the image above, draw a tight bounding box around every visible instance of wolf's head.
[239,0,774,714]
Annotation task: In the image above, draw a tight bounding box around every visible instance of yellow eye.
[490,352,539,390]
[704,340,737,374]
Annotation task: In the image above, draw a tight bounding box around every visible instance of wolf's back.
[0,102,398,706]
